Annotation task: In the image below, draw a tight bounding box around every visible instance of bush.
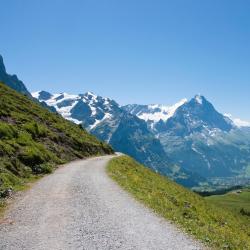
[18,144,49,166]
[32,163,54,174]
[0,140,16,156]
[240,208,250,217]
[0,122,17,139]
[5,158,31,177]
[0,172,22,193]
[16,131,33,146]
[23,122,48,138]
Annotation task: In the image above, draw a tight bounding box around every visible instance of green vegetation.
[0,82,113,197]
[206,188,250,224]
[107,156,250,250]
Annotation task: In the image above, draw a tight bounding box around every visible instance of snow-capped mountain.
[124,95,250,180]
[33,91,120,130]
[162,95,234,136]
[124,95,250,132]
[123,99,187,130]
[123,99,187,123]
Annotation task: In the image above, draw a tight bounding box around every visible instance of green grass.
[206,189,250,224]
[0,82,113,197]
[107,156,250,250]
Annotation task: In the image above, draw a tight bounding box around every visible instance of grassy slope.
[107,156,250,250]
[0,82,113,196]
[206,189,250,225]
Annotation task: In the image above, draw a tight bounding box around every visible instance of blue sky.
[0,0,249,120]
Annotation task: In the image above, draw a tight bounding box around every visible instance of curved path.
[0,155,204,250]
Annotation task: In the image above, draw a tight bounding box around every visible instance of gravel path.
[0,155,204,250]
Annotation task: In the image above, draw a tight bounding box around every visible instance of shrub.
[18,144,49,166]
[16,131,33,146]
[5,158,31,178]
[0,122,17,139]
[0,140,16,156]
[32,163,54,174]
[23,122,48,138]
[240,208,250,217]
[0,172,22,193]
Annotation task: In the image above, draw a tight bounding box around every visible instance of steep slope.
[0,55,31,97]
[0,83,113,196]
[33,90,201,186]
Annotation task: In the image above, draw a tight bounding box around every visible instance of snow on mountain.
[224,114,250,127]
[31,91,40,99]
[123,99,187,124]
[124,95,237,135]
[32,91,118,128]
[194,94,203,105]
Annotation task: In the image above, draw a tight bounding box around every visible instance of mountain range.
[33,89,250,189]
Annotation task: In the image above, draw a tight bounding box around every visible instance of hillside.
[0,83,113,197]
[206,188,250,224]
[107,156,250,249]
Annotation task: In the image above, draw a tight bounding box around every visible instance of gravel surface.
[0,155,204,250]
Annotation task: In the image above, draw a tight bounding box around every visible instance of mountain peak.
[194,94,204,104]
[0,54,6,73]
[0,55,31,97]
[85,91,97,97]
[32,90,53,101]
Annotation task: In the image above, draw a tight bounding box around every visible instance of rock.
[1,188,13,198]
